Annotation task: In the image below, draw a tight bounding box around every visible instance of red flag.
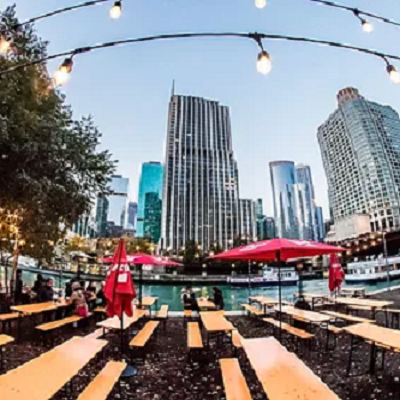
[104,239,136,318]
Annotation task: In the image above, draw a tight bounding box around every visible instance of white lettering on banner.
[287,240,316,247]
[118,273,128,283]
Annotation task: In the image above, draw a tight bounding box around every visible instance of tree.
[181,240,202,265]
[209,242,224,255]
[0,7,116,269]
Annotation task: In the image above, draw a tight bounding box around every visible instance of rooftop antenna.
[171,79,175,98]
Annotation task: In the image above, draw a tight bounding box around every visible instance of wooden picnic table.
[242,337,340,400]
[97,309,146,330]
[344,323,400,374]
[334,297,392,309]
[10,302,59,315]
[294,293,328,310]
[0,336,107,400]
[200,311,234,347]
[197,298,216,311]
[134,296,158,316]
[340,287,366,297]
[275,306,332,323]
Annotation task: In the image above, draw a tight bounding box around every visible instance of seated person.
[70,281,89,317]
[37,278,55,303]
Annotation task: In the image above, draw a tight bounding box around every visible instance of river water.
[1,269,395,311]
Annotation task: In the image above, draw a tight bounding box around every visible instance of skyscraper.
[95,196,109,238]
[143,192,162,243]
[269,161,298,239]
[127,202,137,231]
[137,162,163,238]
[295,164,317,240]
[265,217,276,239]
[108,175,129,229]
[315,206,325,241]
[161,94,240,251]
[239,199,256,242]
[318,88,400,234]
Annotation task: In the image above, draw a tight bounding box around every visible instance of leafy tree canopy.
[0,6,116,260]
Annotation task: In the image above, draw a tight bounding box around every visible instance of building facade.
[269,161,299,239]
[315,206,325,241]
[239,199,257,242]
[265,217,276,239]
[95,196,109,238]
[137,162,163,238]
[127,202,138,232]
[318,88,400,235]
[143,192,162,243]
[161,94,240,251]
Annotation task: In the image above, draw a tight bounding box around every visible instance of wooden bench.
[129,321,159,362]
[0,334,14,370]
[386,309,400,329]
[183,309,194,326]
[93,307,106,313]
[77,360,126,400]
[187,322,203,361]
[241,304,264,317]
[321,310,374,325]
[155,305,169,330]
[0,313,20,335]
[219,358,252,400]
[85,328,104,340]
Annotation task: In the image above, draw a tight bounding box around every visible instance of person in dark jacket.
[32,274,43,295]
[65,281,72,298]
[211,287,225,310]
[86,281,97,294]
[14,270,24,304]
[37,278,55,302]
[96,281,106,306]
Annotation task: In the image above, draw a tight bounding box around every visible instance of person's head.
[46,278,54,288]
[37,274,43,282]
[185,285,192,293]
[89,281,96,288]
[72,281,81,291]
[79,280,85,288]
[65,281,71,288]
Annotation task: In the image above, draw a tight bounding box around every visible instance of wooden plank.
[276,306,332,323]
[97,310,146,330]
[220,359,252,400]
[0,313,20,321]
[85,328,104,340]
[0,334,14,347]
[321,311,374,324]
[201,312,234,333]
[157,305,169,319]
[242,337,340,400]
[36,316,82,331]
[130,321,159,348]
[10,303,58,315]
[232,330,243,348]
[188,322,203,349]
[77,361,126,400]
[334,297,392,308]
[184,310,192,318]
[0,337,107,400]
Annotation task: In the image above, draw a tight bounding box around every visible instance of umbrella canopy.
[103,253,181,266]
[328,253,345,293]
[208,238,346,262]
[104,238,136,318]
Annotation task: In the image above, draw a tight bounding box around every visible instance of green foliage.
[180,239,202,265]
[0,6,116,261]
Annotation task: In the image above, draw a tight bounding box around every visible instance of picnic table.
[200,311,234,347]
[334,297,392,322]
[344,323,400,375]
[134,296,158,316]
[0,336,107,400]
[197,298,216,311]
[242,337,340,400]
[294,293,328,310]
[275,306,332,331]
[340,287,366,298]
[249,296,292,313]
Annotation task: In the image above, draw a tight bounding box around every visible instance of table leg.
[346,335,355,377]
[369,342,377,373]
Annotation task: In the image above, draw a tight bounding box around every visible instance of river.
[1,268,395,311]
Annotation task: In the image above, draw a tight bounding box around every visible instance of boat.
[227,266,298,287]
[345,256,400,283]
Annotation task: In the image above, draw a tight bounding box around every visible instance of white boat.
[346,256,400,283]
[228,266,298,287]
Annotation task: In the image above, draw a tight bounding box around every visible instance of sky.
[5,0,400,218]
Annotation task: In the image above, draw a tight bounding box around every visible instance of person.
[70,281,89,317]
[86,281,97,294]
[64,281,72,299]
[96,281,106,306]
[37,278,55,302]
[181,286,199,311]
[32,274,43,295]
[211,287,224,310]
[14,270,24,305]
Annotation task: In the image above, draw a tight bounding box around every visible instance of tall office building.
[265,217,276,239]
[108,175,129,228]
[315,206,325,241]
[269,161,298,239]
[143,192,162,243]
[239,199,256,241]
[137,162,163,238]
[295,164,318,240]
[127,202,138,231]
[161,94,240,251]
[318,88,400,235]
[95,196,109,238]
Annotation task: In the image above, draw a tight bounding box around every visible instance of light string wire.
[0,31,399,77]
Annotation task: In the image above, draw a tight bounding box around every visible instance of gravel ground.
[3,301,400,399]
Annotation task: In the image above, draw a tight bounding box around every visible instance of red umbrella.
[328,253,345,294]
[104,238,137,318]
[208,238,345,262]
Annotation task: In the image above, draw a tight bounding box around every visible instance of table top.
[200,312,234,332]
[345,323,400,350]
[0,336,107,400]
[197,298,216,309]
[275,306,332,323]
[134,297,158,307]
[10,302,59,315]
[97,309,146,330]
[294,293,328,299]
[334,297,393,308]
[249,296,291,305]
[242,337,340,400]
[0,334,14,347]
[341,287,366,293]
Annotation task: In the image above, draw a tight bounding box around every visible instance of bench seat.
[85,328,104,340]
[77,361,126,400]
[241,304,264,317]
[36,315,82,331]
[219,358,252,400]
[129,321,159,348]
[0,313,20,322]
[93,307,106,313]
[321,310,374,324]
[157,305,169,319]
[263,318,314,339]
[232,330,243,349]
[188,322,203,349]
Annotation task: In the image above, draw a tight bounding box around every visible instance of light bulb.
[53,70,69,86]
[362,20,374,33]
[110,1,122,19]
[387,65,400,84]
[0,38,11,55]
[255,0,267,9]
[257,50,272,75]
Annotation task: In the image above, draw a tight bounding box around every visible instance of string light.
[255,0,267,9]
[0,37,11,55]
[110,1,122,19]
[387,64,400,84]
[257,50,272,74]
[353,10,374,33]
[53,57,73,86]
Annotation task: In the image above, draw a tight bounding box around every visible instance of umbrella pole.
[248,260,251,297]
[277,251,282,342]
[139,264,143,308]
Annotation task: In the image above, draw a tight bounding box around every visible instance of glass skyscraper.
[318,88,400,233]
[239,199,256,241]
[161,94,240,251]
[127,202,137,231]
[137,162,163,238]
[143,192,162,243]
[269,161,298,239]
